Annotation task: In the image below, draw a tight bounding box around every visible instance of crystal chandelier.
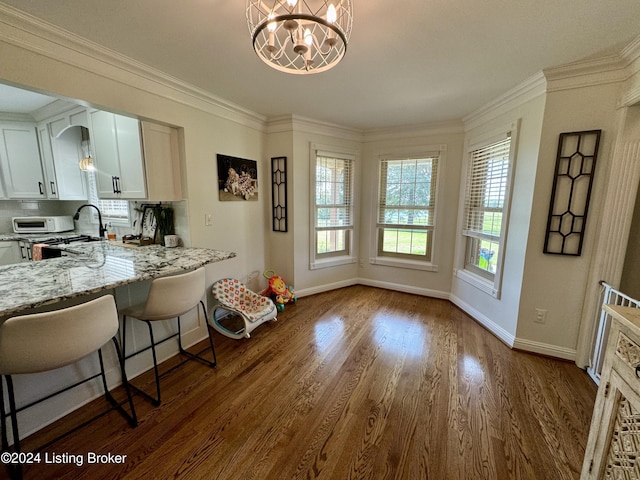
[246,0,353,74]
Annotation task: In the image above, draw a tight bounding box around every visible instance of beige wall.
[516,82,622,358]
[359,129,464,296]
[3,6,640,390]
[0,36,269,290]
[450,94,546,344]
[291,125,362,292]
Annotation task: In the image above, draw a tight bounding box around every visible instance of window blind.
[378,157,438,229]
[315,154,353,230]
[463,136,511,241]
[87,172,130,220]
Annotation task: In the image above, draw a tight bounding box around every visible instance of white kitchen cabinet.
[89,110,146,199]
[48,106,89,138]
[581,305,640,479]
[0,123,46,199]
[50,126,89,200]
[140,121,182,201]
[0,241,21,266]
[37,123,59,199]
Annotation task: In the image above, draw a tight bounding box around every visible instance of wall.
[358,125,464,297]
[617,105,640,299]
[264,123,295,285]
[0,13,269,438]
[290,119,362,293]
[515,82,623,359]
[450,90,547,345]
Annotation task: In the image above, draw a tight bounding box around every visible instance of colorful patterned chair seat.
[210,278,277,339]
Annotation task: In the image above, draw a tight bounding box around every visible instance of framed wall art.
[271,156,288,232]
[543,129,601,256]
[217,154,258,201]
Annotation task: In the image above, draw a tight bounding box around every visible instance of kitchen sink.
[44,235,104,246]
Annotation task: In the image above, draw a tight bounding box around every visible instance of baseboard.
[294,277,450,299]
[512,338,577,361]
[294,278,360,297]
[449,294,516,347]
[356,278,450,299]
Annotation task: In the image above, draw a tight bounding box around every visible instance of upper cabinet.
[37,122,58,199]
[0,123,46,199]
[48,107,89,138]
[0,100,182,202]
[89,110,146,199]
[140,121,182,201]
[37,105,90,200]
[48,125,89,200]
[89,110,182,201]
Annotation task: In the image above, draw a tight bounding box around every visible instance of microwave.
[12,216,75,234]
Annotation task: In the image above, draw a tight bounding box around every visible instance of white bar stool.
[120,267,216,406]
[0,295,137,480]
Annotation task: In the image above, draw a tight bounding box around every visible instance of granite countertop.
[0,232,96,242]
[0,242,236,318]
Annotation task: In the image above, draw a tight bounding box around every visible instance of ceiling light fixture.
[246,0,353,74]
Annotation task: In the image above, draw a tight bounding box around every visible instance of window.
[311,146,356,268]
[377,156,438,262]
[460,128,515,295]
[87,172,131,226]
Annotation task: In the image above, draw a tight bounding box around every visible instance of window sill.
[369,256,438,272]
[310,256,357,270]
[455,268,499,298]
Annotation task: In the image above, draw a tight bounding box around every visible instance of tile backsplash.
[0,199,188,243]
[0,200,83,232]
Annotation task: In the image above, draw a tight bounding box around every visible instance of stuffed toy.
[260,270,296,311]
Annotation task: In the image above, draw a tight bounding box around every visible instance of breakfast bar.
[0,242,236,318]
[0,241,236,449]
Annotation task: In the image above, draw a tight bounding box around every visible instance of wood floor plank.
[4,286,597,480]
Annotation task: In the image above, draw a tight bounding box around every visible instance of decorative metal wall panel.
[544,130,601,255]
[271,157,288,232]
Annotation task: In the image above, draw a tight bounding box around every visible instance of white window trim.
[309,143,358,270]
[369,144,446,271]
[455,120,520,299]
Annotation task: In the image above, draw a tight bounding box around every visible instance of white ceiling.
[2,0,640,129]
[0,83,57,113]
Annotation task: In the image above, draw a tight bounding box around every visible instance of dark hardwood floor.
[7,286,597,480]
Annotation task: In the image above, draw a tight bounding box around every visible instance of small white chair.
[210,278,278,340]
[0,295,137,480]
[120,267,216,406]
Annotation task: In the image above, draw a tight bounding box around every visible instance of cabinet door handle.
[19,246,26,259]
[115,176,122,194]
[112,176,117,194]
[38,181,44,195]
[50,181,56,195]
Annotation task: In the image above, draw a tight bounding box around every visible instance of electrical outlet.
[205,213,213,226]
[535,308,547,324]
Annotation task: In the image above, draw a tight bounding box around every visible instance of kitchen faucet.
[73,204,106,238]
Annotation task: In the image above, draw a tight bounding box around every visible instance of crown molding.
[463,72,547,131]
[266,114,363,141]
[0,4,267,132]
[362,119,464,143]
[619,35,640,107]
[621,34,640,74]
[543,53,628,92]
[30,99,82,123]
[0,112,35,123]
